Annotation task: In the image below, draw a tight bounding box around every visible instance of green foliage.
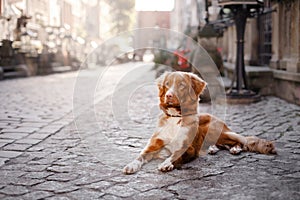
[105,0,135,34]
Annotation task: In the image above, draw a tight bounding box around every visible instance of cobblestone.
[33,181,71,192]
[0,158,9,166]
[15,138,42,145]
[105,185,139,198]
[85,180,112,190]
[0,143,7,148]
[46,173,80,182]
[53,185,80,194]
[0,150,23,158]
[0,185,29,196]
[22,171,54,179]
[12,177,45,186]
[45,196,71,200]
[0,133,29,140]
[21,191,53,200]
[65,189,104,199]
[0,139,14,144]
[3,143,32,151]
[0,63,299,199]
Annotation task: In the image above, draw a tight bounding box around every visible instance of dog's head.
[156,71,207,116]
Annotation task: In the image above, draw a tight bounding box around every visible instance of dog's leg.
[123,137,164,174]
[243,136,276,154]
[158,136,191,172]
[158,127,196,172]
[208,145,220,155]
[200,115,276,155]
[173,146,198,169]
[217,131,276,155]
[158,149,185,172]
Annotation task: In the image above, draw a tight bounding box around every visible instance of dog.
[123,71,276,174]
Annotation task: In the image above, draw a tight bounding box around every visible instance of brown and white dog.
[123,71,276,174]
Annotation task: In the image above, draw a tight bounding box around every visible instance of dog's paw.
[230,145,242,155]
[123,159,142,175]
[158,159,174,172]
[208,145,219,155]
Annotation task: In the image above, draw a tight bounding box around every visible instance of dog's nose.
[166,92,173,98]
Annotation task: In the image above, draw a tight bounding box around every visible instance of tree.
[105,0,135,34]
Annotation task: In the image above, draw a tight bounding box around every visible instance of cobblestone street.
[0,63,299,199]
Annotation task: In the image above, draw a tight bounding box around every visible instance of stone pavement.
[0,63,299,199]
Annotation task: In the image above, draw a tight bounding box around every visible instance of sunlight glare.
[135,0,175,11]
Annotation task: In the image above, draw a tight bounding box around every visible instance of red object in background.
[174,49,190,69]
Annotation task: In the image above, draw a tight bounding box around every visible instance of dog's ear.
[189,73,207,100]
[156,71,170,97]
[156,71,170,88]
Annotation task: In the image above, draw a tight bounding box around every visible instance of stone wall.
[273,70,300,104]
[270,1,300,105]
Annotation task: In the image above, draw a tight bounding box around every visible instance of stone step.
[1,65,15,71]
[217,76,231,89]
[52,66,73,73]
[3,71,27,78]
[1,64,29,79]
[223,62,273,95]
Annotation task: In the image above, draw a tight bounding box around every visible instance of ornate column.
[270,3,280,69]
[244,18,258,65]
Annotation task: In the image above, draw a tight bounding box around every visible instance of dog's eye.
[165,81,169,87]
[179,84,186,89]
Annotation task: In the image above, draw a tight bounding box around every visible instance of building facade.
[0,0,105,44]
[220,0,300,105]
[269,0,300,105]
[134,11,171,49]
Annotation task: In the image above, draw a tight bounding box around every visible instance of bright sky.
[135,0,175,11]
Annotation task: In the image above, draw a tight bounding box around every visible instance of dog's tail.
[224,132,276,154]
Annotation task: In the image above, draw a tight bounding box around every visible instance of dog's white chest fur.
[166,108,180,116]
[158,117,181,140]
[157,117,189,156]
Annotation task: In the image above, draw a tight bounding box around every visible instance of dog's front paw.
[158,159,174,172]
[230,145,242,155]
[123,159,142,175]
[208,145,220,155]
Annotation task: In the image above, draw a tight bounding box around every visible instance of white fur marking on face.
[165,76,177,97]
[165,88,174,98]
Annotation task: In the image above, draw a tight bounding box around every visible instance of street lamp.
[218,0,264,103]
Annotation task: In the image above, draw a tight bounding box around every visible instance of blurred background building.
[134,0,299,105]
[0,0,134,76]
[0,0,299,104]
[216,0,299,105]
